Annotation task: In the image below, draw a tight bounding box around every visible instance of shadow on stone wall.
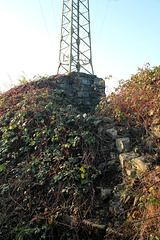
[52,72,105,112]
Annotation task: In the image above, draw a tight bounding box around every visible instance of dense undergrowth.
[0,78,105,240]
[97,63,160,129]
[1,64,160,240]
[97,63,160,240]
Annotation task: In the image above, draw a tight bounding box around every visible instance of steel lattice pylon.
[57,0,94,74]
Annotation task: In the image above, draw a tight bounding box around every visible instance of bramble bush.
[97,63,160,131]
[0,77,103,239]
[134,166,160,240]
[121,166,160,240]
[96,64,160,240]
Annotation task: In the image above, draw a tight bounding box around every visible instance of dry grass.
[132,166,160,239]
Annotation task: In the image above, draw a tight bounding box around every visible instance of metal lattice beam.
[57,0,94,74]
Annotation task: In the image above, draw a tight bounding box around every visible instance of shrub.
[129,167,160,240]
[97,63,160,130]
[96,64,160,239]
[0,77,103,239]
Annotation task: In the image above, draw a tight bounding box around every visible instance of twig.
[9,193,25,211]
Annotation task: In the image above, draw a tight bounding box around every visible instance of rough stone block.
[132,157,149,171]
[94,78,101,85]
[106,128,118,139]
[57,83,66,89]
[81,78,90,85]
[119,152,139,168]
[116,137,130,153]
[94,78,105,87]
[97,126,105,135]
[110,152,116,160]
[91,98,100,106]
[75,98,83,105]
[55,73,105,112]
[77,91,89,98]
[100,188,112,201]
[126,169,136,178]
[103,117,114,123]
[93,120,103,127]
[82,98,91,105]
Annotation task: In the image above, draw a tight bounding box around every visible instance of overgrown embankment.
[99,64,160,127]
[1,64,160,240]
[0,77,110,240]
[97,63,160,240]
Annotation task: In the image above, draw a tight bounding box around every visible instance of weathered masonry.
[54,72,105,112]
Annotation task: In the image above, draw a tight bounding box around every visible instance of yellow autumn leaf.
[81,173,85,179]
[80,166,85,173]
[149,187,153,193]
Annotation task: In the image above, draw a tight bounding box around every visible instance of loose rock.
[106,128,118,139]
[116,137,130,153]
[132,157,149,171]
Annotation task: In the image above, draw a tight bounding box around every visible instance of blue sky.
[0,0,160,93]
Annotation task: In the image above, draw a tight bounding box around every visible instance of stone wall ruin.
[54,72,105,112]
